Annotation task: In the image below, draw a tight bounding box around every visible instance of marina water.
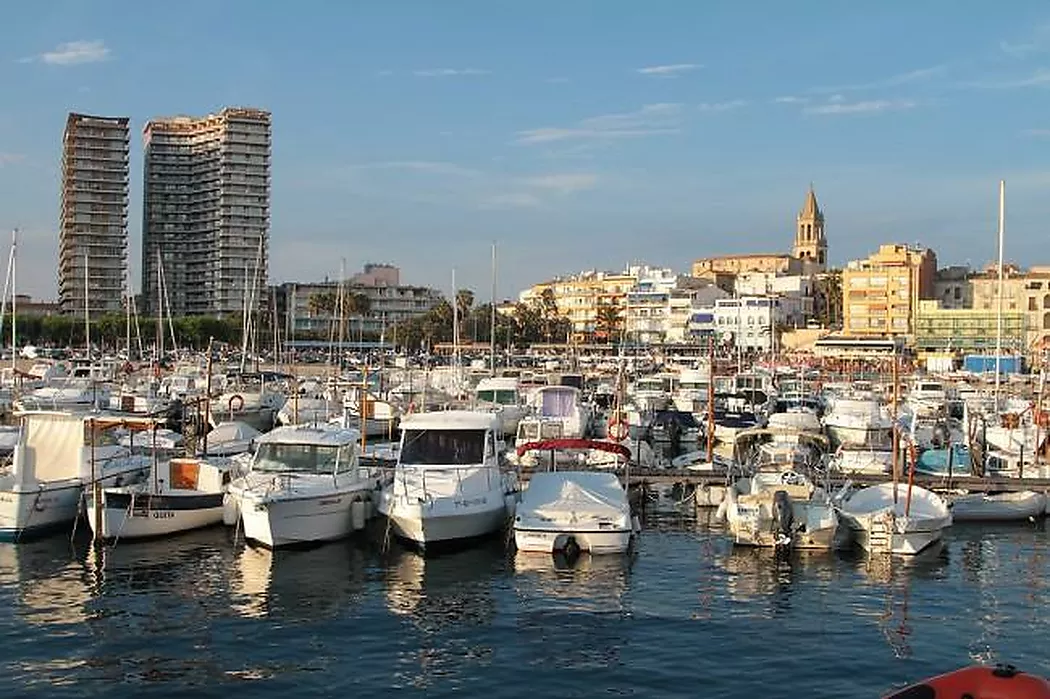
[1,511,1047,698]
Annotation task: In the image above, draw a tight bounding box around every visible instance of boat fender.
[222,492,240,526]
[715,497,728,522]
[883,664,1050,699]
[607,414,629,442]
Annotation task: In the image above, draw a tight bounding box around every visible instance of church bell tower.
[793,185,827,271]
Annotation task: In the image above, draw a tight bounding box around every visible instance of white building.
[714,297,790,351]
[733,271,815,327]
[626,278,729,344]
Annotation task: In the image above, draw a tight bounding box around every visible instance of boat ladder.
[868,513,894,553]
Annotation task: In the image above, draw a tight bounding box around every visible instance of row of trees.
[1,313,248,350]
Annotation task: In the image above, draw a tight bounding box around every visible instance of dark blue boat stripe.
[104,492,224,511]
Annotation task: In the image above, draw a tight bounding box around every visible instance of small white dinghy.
[513,439,637,555]
[836,481,952,555]
[87,457,235,541]
[945,490,1047,522]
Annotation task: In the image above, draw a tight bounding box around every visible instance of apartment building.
[277,265,441,339]
[970,264,1050,353]
[519,267,638,340]
[142,107,271,317]
[59,113,130,316]
[842,244,937,335]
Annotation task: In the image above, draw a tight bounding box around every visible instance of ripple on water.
[0,516,1046,697]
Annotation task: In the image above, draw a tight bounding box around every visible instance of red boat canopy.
[515,438,631,460]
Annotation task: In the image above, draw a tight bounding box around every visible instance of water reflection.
[0,538,91,626]
[383,543,502,631]
[513,551,633,614]
[717,547,814,605]
[230,540,370,621]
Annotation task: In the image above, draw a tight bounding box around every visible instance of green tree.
[814,270,843,329]
[594,300,622,342]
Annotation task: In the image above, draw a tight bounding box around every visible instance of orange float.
[883,664,1050,699]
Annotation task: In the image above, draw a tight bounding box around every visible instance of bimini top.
[255,423,361,447]
[475,376,520,391]
[400,410,499,432]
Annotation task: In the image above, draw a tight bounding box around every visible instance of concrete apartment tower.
[793,185,827,271]
[59,113,130,316]
[141,107,271,317]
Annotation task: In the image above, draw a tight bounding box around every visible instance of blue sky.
[3,2,1050,302]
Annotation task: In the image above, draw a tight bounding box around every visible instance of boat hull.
[382,495,509,547]
[840,511,948,555]
[0,481,83,541]
[947,491,1047,522]
[87,490,225,540]
[238,489,374,548]
[514,526,631,555]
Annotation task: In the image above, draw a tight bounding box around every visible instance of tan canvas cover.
[17,413,84,485]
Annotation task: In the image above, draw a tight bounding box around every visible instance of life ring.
[607,413,630,442]
[883,664,1050,699]
[228,394,245,413]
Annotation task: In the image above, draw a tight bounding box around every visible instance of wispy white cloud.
[636,63,702,77]
[20,40,111,65]
[697,100,747,113]
[810,65,946,93]
[350,160,481,177]
[773,95,809,104]
[412,68,490,77]
[0,153,25,166]
[1000,24,1050,58]
[521,173,598,194]
[964,68,1050,89]
[516,103,683,144]
[478,192,542,209]
[1022,128,1050,137]
[804,99,917,115]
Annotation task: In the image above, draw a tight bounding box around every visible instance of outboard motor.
[772,490,794,546]
[931,422,951,449]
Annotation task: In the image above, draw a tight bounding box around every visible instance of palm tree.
[345,291,372,342]
[455,288,474,341]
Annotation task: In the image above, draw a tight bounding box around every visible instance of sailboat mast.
[0,231,17,374]
[9,230,14,375]
[452,268,459,371]
[489,242,497,375]
[994,179,1005,406]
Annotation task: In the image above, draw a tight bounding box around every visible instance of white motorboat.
[513,439,635,555]
[822,397,894,450]
[519,385,592,440]
[86,457,236,541]
[827,445,894,476]
[199,420,261,457]
[720,469,840,550]
[379,410,515,549]
[474,376,527,438]
[0,412,153,541]
[944,490,1047,522]
[836,482,952,555]
[225,424,380,548]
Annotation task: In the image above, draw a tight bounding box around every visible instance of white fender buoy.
[222,492,239,526]
[351,499,367,531]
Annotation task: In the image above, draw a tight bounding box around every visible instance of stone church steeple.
[793,185,827,271]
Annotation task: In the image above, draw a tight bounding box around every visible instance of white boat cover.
[521,471,628,521]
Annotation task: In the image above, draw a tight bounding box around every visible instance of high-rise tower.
[59,113,130,316]
[792,185,827,271]
[142,107,271,317]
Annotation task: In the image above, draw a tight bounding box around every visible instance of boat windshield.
[253,442,352,474]
[540,389,576,418]
[477,389,517,406]
[400,429,486,465]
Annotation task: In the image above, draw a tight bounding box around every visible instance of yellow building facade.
[842,244,937,335]
[969,265,1050,354]
[913,299,1026,353]
[519,270,636,340]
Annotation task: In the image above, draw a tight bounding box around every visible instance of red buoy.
[883,665,1050,699]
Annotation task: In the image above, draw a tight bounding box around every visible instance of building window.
[1030,297,1038,311]
[1044,294,1050,309]
[1045,313,1050,331]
